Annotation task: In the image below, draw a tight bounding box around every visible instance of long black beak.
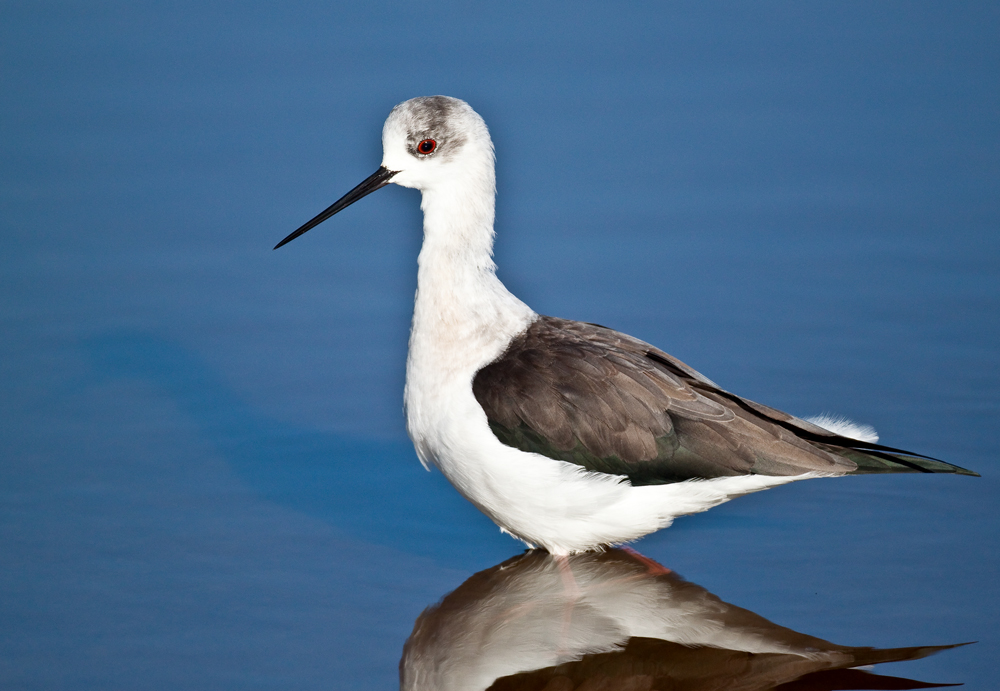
[273,166,398,249]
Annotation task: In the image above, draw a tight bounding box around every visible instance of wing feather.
[471,315,974,483]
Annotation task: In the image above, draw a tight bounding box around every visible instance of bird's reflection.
[401,549,964,691]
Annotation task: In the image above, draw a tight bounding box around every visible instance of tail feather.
[844,641,974,667]
[823,446,980,477]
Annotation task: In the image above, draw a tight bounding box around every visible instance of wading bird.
[275,96,976,555]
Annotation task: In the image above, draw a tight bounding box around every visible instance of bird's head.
[381,96,494,192]
[274,96,494,250]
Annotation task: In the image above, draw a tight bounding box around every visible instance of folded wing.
[472,316,976,485]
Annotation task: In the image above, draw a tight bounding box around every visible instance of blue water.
[2,2,998,688]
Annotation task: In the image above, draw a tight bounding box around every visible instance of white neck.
[399,137,535,471]
[403,174,535,461]
[409,174,535,371]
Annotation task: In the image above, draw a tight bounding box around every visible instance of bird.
[274,96,977,555]
[399,548,966,691]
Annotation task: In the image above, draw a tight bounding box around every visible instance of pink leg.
[622,546,673,576]
[553,555,581,656]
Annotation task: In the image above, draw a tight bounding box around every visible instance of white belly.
[405,370,808,554]
[402,247,809,554]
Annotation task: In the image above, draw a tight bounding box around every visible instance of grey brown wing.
[472,316,859,485]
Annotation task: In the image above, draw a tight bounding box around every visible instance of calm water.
[2,2,998,688]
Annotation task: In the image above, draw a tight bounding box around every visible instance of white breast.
[402,267,808,554]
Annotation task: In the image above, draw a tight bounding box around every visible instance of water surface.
[2,2,997,688]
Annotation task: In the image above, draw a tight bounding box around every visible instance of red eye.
[417,139,437,155]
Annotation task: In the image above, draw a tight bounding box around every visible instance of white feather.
[805,414,879,443]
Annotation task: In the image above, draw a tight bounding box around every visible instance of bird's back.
[473,316,977,484]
